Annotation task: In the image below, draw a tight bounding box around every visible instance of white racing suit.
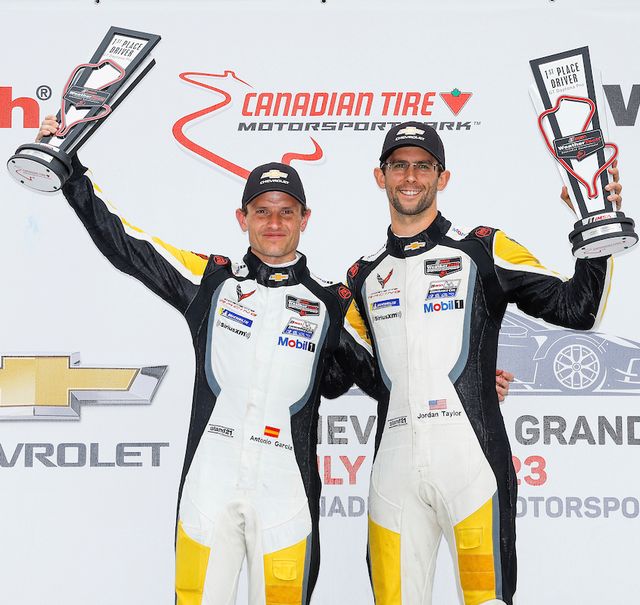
[344,212,612,605]
[61,156,373,605]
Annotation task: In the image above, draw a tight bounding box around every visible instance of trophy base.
[6,143,72,193]
[570,211,638,258]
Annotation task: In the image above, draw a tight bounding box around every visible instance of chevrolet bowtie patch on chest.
[269,272,289,282]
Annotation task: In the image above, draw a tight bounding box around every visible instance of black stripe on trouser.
[451,276,516,604]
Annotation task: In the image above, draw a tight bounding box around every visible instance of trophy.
[7,27,160,192]
[530,47,637,258]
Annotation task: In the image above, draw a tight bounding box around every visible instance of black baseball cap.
[379,122,446,169]
[241,162,306,209]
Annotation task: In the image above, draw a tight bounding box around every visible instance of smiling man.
[36,115,376,605]
[36,113,517,605]
[344,121,619,605]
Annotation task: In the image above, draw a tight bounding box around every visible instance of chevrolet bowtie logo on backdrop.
[0,353,167,420]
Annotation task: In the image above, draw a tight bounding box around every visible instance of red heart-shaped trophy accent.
[56,59,125,137]
[538,95,617,200]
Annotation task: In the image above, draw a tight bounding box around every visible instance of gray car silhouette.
[497,310,640,394]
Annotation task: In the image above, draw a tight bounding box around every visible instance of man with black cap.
[36,117,375,605]
[344,121,620,605]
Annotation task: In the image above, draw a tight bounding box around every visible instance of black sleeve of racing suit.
[318,280,381,401]
[61,154,207,313]
[486,228,612,330]
[320,328,381,400]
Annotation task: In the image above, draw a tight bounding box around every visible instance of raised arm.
[491,230,612,330]
[38,116,208,314]
[491,164,621,330]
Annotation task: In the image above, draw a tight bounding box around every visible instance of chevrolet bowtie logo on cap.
[269,272,289,282]
[397,126,425,137]
[404,241,426,251]
[261,169,289,180]
[0,353,167,420]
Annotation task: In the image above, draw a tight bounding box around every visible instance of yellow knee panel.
[454,498,498,605]
[264,537,307,605]
[368,517,402,605]
[176,521,211,605]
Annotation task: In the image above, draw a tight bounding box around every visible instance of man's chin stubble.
[389,192,435,217]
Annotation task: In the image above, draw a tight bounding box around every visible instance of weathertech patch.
[424,257,462,277]
[286,295,320,316]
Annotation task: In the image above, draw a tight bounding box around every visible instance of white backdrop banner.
[1,1,638,604]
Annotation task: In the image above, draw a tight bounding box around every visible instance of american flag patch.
[428,399,447,410]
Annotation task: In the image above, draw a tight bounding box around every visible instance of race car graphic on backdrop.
[497,310,640,394]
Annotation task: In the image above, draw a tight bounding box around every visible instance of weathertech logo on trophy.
[0,353,166,420]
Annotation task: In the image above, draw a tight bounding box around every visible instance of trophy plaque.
[7,27,160,193]
[530,46,637,258]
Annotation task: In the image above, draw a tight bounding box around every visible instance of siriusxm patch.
[219,307,253,327]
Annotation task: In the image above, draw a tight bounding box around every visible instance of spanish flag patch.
[264,425,280,438]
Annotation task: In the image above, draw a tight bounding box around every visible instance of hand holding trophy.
[7,27,160,192]
[530,47,637,258]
